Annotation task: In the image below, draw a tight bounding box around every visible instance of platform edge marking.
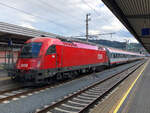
[113,60,149,113]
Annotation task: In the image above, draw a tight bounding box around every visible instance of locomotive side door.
[56,45,63,68]
[45,45,57,69]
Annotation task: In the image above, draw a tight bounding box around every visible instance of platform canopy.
[0,22,60,48]
[0,22,104,48]
[102,0,150,53]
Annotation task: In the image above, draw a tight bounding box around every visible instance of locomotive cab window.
[20,42,42,58]
[46,45,56,55]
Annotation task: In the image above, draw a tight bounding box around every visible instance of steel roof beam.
[102,0,149,53]
[127,14,150,19]
[0,37,25,44]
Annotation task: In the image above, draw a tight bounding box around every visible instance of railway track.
[0,60,144,107]
[35,60,145,113]
[0,72,94,103]
[0,87,31,103]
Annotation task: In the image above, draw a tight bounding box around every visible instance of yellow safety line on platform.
[0,66,3,69]
[113,60,149,113]
[0,77,10,81]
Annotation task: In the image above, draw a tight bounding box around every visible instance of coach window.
[113,53,115,58]
[46,45,56,55]
[115,53,117,58]
[112,53,114,58]
[110,53,112,58]
[120,54,121,58]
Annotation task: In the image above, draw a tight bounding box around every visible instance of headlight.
[37,60,41,68]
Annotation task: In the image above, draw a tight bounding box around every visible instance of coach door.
[45,45,57,68]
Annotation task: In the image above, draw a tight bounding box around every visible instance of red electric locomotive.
[12,37,109,84]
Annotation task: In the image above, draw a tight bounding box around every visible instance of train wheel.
[56,73,63,80]
[69,71,77,78]
[45,77,53,84]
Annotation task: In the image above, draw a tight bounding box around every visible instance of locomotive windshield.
[20,42,42,58]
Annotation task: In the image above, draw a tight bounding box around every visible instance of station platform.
[0,70,10,80]
[118,59,150,113]
[0,63,11,80]
[89,58,150,113]
[0,68,21,92]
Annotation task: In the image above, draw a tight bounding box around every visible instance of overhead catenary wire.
[35,0,85,34]
[80,0,119,40]
[52,0,91,18]
[37,0,83,22]
[81,0,101,17]
[81,0,113,25]
[81,0,127,40]
[0,1,84,35]
[0,0,120,41]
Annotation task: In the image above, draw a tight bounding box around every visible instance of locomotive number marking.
[21,64,28,67]
[98,54,103,59]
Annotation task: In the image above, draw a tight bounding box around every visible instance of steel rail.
[35,60,145,113]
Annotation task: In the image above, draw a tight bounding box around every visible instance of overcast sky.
[0,0,138,43]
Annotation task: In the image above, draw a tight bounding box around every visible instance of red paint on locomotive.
[12,37,144,84]
[16,37,108,70]
[14,37,109,83]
